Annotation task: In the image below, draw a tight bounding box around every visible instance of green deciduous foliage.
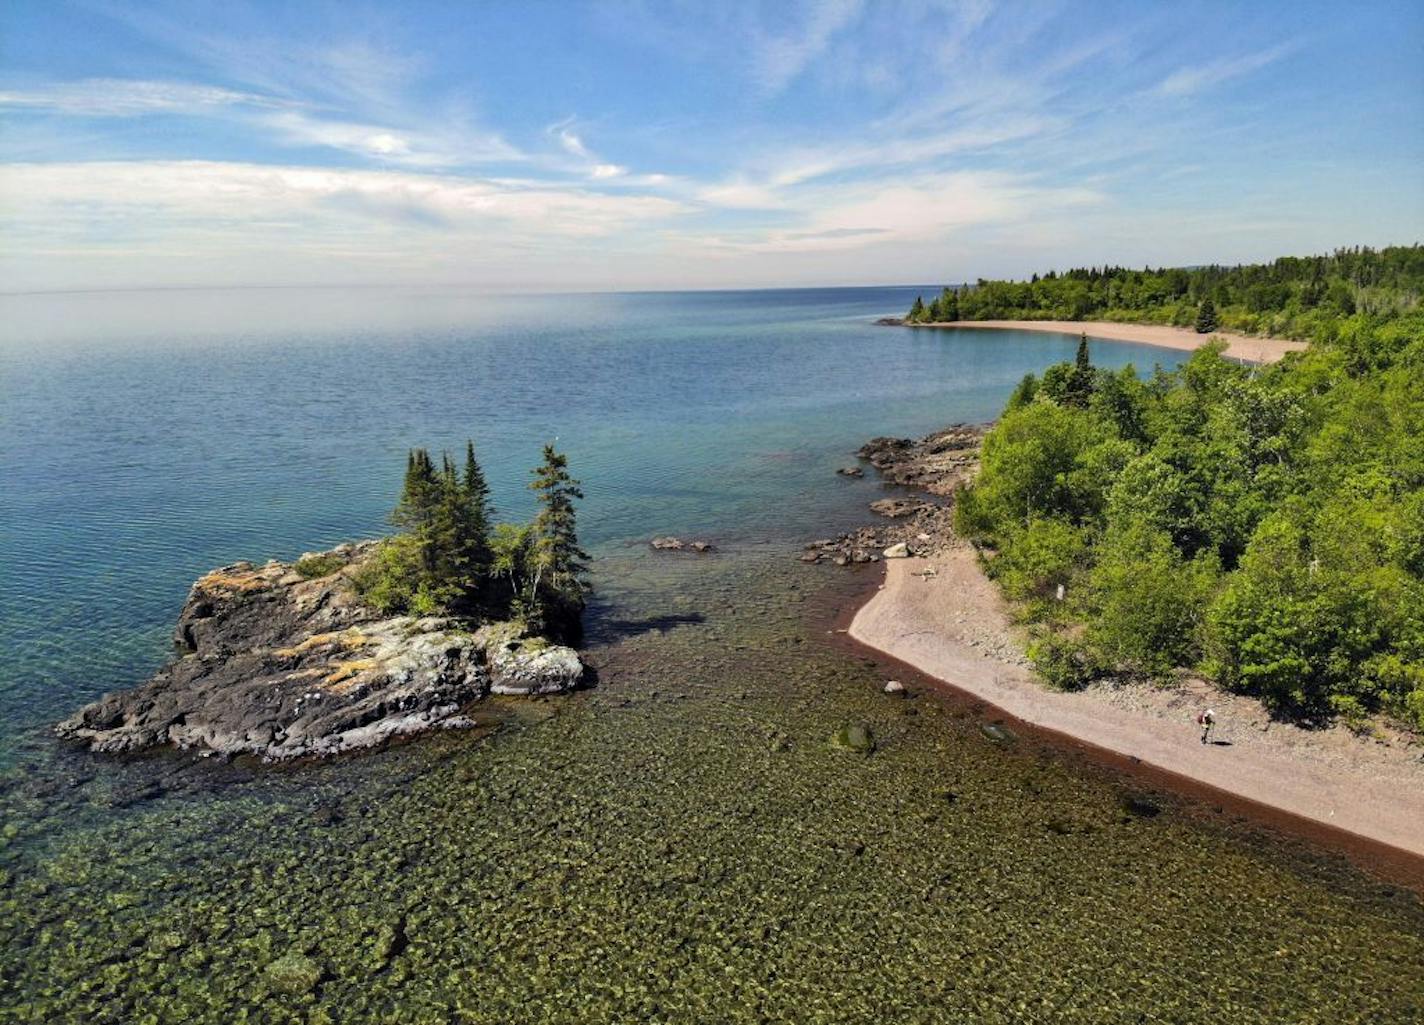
[957,294,1424,730]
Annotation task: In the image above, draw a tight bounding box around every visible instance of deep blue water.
[0,286,1185,759]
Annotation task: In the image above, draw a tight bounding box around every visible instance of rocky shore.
[56,542,584,762]
[802,425,982,566]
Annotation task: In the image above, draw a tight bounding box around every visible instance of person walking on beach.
[1197,708,1216,744]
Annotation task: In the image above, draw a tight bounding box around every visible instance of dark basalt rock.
[57,544,583,762]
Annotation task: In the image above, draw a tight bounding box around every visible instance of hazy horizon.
[3,1,1422,294]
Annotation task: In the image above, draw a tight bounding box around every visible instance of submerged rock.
[650,536,716,553]
[56,544,583,762]
[264,952,322,995]
[979,722,1016,746]
[831,722,876,754]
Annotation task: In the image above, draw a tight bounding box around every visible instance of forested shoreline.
[905,244,1424,344]
[948,251,1424,732]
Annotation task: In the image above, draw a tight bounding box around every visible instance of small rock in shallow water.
[978,723,1015,745]
[836,466,864,477]
[831,722,875,754]
[264,952,322,995]
[1119,794,1163,818]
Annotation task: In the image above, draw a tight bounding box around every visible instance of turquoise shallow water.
[3,288,1422,1023]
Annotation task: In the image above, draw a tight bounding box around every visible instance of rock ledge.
[56,543,584,762]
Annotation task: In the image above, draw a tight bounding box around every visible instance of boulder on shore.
[55,543,584,762]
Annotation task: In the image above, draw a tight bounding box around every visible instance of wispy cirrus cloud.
[750,0,863,93]
[1156,43,1297,97]
[0,78,280,117]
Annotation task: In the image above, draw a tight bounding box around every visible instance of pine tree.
[1065,333,1095,407]
[528,444,589,635]
[392,449,441,571]
[1195,299,1219,334]
[463,440,493,574]
[909,295,925,322]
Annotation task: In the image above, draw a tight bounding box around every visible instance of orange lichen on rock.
[323,658,380,690]
[195,565,279,595]
[274,628,368,659]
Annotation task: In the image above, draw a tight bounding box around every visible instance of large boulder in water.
[476,622,586,696]
[56,544,583,762]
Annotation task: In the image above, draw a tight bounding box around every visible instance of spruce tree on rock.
[463,441,493,575]
[1195,299,1219,334]
[527,444,589,638]
[909,295,925,322]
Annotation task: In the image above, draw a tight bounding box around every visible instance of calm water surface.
[0,287,1420,1023]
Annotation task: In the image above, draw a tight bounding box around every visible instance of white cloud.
[0,78,278,116]
[1156,43,1294,97]
[0,161,688,242]
[259,109,520,167]
[702,170,1103,253]
[751,0,863,93]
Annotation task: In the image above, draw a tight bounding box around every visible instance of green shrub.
[294,553,345,579]
[1027,632,1098,691]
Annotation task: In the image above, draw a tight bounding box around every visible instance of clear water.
[2,288,1421,1024]
[0,286,1178,757]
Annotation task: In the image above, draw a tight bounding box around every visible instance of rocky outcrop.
[857,425,982,496]
[57,544,584,762]
[802,425,984,567]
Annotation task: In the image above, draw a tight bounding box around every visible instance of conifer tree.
[1195,299,1219,334]
[463,440,493,574]
[1065,333,1095,407]
[527,444,589,633]
[909,295,925,322]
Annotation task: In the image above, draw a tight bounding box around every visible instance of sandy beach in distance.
[850,549,1424,860]
[914,319,1309,363]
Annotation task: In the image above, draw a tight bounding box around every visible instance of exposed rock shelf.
[801,425,983,566]
[56,542,584,762]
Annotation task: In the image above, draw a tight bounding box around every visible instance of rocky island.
[58,441,590,762]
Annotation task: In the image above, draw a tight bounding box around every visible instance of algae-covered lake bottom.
[3,548,1422,1025]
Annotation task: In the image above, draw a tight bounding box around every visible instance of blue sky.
[1,0,1421,292]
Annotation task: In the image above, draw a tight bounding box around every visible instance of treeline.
[905,244,1424,343]
[954,310,1424,731]
[352,442,588,641]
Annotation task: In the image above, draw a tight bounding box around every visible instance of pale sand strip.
[912,319,1308,364]
[850,551,1424,858]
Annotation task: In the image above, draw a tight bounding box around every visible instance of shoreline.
[847,550,1424,867]
[898,318,1309,364]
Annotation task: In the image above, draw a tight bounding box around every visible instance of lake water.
[1,288,1420,1023]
